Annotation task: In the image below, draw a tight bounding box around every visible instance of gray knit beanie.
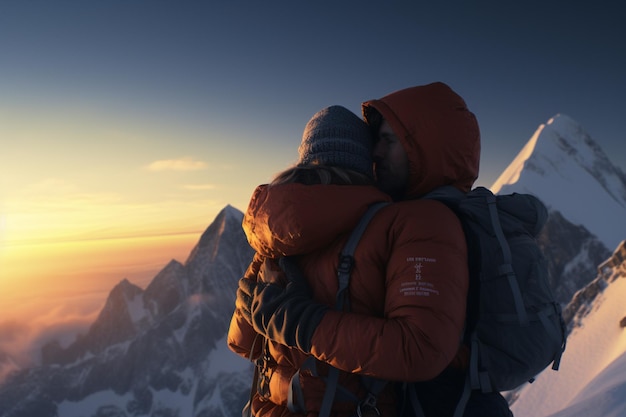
[298,105,374,178]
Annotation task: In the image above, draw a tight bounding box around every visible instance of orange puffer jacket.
[228,183,469,417]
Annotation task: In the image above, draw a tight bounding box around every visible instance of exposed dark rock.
[537,209,611,306]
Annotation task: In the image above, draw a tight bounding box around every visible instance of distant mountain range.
[0,206,255,417]
[0,114,624,417]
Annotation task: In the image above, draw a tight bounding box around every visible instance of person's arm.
[227,252,265,359]
[244,203,468,381]
[312,208,468,381]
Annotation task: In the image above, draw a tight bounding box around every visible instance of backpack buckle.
[357,392,381,417]
[337,255,354,275]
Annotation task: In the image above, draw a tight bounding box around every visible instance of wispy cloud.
[146,157,208,171]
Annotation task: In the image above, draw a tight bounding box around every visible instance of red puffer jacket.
[228,183,468,417]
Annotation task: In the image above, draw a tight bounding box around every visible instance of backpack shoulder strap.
[483,188,530,327]
[335,201,390,310]
[304,201,391,417]
[270,202,392,416]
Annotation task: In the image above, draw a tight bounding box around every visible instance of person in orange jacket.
[228,82,495,417]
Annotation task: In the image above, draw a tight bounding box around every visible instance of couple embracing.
[228,82,513,417]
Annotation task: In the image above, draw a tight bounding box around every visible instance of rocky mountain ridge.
[0,205,255,417]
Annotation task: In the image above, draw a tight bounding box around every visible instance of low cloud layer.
[0,303,99,383]
[146,157,208,171]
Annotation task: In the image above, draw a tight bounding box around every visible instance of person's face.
[372,120,409,199]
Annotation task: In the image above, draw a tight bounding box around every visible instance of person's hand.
[235,276,256,325]
[235,258,287,324]
[247,257,328,353]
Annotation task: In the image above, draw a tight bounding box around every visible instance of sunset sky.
[1,1,625,361]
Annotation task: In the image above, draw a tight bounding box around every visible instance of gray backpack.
[424,186,567,416]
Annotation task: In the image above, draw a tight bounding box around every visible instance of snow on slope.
[511,251,626,417]
[492,114,626,250]
[546,350,626,417]
[53,334,252,416]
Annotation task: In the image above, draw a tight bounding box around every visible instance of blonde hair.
[271,164,374,186]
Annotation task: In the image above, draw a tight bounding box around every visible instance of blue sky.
[1,0,625,244]
[3,2,624,173]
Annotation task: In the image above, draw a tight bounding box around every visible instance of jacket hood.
[362,82,480,199]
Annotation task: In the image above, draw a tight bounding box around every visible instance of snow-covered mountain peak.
[143,259,186,318]
[545,113,587,142]
[491,114,626,250]
[492,114,619,193]
[100,278,143,318]
[543,115,626,200]
[187,205,244,262]
[223,204,244,221]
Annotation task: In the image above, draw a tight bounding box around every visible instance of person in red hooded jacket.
[230,83,511,416]
[361,83,512,417]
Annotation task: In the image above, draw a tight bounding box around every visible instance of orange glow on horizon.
[1,232,200,323]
